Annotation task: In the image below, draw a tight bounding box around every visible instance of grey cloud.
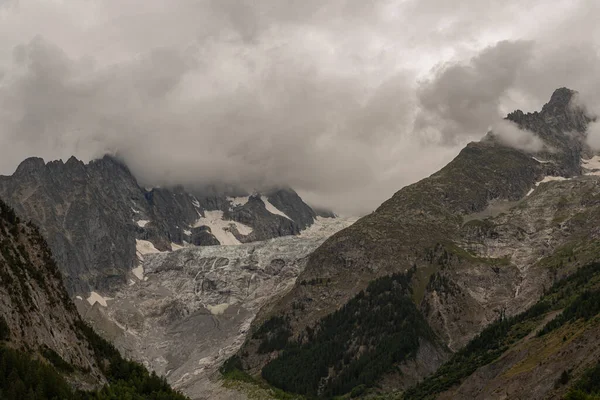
[586,121,600,151]
[414,40,535,144]
[0,0,599,215]
[489,120,545,153]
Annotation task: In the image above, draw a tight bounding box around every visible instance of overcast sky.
[0,0,599,215]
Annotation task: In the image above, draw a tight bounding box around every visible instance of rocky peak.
[12,156,46,177]
[542,87,576,112]
[266,188,317,230]
[503,87,592,177]
[507,87,589,134]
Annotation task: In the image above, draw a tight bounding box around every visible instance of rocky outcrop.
[0,156,318,294]
[190,226,221,246]
[228,195,300,242]
[266,189,317,230]
[502,87,593,177]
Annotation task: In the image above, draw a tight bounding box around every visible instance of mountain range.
[2,87,600,400]
[0,157,323,295]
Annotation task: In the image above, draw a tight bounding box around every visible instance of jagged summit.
[506,87,577,117]
[498,87,592,177]
[541,87,577,114]
[12,156,46,176]
[506,87,590,135]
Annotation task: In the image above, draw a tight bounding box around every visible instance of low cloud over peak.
[0,0,599,215]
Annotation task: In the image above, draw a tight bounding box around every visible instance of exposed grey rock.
[266,188,317,230]
[0,156,146,294]
[228,195,300,242]
[502,87,593,177]
[191,226,220,246]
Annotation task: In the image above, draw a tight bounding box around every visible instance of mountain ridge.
[232,87,600,398]
[0,155,321,295]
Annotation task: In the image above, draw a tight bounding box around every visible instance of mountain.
[229,88,600,398]
[0,156,318,295]
[0,197,187,399]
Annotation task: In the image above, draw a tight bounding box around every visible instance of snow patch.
[532,157,551,164]
[87,292,112,307]
[537,176,569,184]
[228,196,249,207]
[131,207,141,214]
[193,210,253,245]
[184,229,192,236]
[136,239,161,255]
[136,220,150,228]
[582,156,600,176]
[75,295,83,300]
[206,303,229,315]
[261,196,292,220]
[171,242,184,251]
[132,265,144,280]
[300,216,358,238]
[526,176,570,196]
[136,239,162,261]
[191,198,201,208]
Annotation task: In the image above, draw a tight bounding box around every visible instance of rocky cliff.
[0,198,105,389]
[233,88,600,398]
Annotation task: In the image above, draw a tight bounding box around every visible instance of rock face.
[235,88,600,397]
[0,156,318,294]
[80,217,356,400]
[0,198,105,389]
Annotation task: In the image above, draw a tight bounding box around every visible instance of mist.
[0,0,599,215]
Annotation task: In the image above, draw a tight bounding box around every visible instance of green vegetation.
[0,345,75,400]
[260,270,435,398]
[537,290,600,337]
[403,262,600,400]
[75,320,189,399]
[0,315,9,341]
[0,339,190,400]
[41,346,75,374]
[220,357,304,400]
[252,316,293,354]
[566,361,600,400]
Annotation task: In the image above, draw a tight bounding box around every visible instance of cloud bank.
[0,0,599,215]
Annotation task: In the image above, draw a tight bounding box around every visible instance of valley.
[78,217,356,399]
